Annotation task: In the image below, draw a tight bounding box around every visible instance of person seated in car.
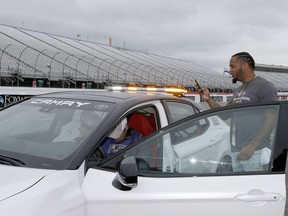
[101,117,142,157]
[54,110,99,142]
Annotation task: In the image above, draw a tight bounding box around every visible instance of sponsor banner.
[0,95,31,108]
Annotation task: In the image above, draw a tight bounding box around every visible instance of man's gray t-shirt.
[227,76,277,151]
[227,76,277,105]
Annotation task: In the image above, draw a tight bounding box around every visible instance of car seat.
[128,113,155,136]
[128,113,159,170]
[148,113,157,131]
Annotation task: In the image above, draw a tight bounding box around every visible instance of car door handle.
[235,189,281,202]
[209,134,222,144]
[209,138,219,146]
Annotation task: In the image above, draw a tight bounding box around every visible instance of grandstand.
[255,64,288,92]
[0,24,287,92]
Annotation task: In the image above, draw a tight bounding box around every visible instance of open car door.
[82,102,287,216]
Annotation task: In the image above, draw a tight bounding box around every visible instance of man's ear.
[242,62,249,71]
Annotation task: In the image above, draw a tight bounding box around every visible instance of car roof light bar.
[106,86,187,94]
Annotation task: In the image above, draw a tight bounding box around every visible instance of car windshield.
[0,97,115,169]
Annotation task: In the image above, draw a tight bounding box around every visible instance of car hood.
[0,165,55,201]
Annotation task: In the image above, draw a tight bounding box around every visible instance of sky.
[1,0,288,73]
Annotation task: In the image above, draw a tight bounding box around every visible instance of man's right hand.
[198,87,210,101]
[197,88,222,109]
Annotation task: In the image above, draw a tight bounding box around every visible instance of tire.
[136,158,151,170]
[216,156,233,173]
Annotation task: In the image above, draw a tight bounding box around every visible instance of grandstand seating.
[1,24,288,91]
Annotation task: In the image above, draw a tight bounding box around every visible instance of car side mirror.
[112,156,138,191]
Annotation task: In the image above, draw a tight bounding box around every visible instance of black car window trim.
[270,103,288,172]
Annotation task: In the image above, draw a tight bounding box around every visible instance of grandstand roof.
[0,24,287,91]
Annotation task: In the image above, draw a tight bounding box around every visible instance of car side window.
[125,104,280,175]
[171,117,209,143]
[164,101,198,123]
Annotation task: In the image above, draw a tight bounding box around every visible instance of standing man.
[198,52,277,108]
[196,52,278,171]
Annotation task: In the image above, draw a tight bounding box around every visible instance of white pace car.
[0,90,286,216]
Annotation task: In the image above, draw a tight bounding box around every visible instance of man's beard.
[232,78,238,84]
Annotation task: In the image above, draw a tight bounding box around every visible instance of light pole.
[223,68,231,77]
[47,65,51,87]
[123,73,126,85]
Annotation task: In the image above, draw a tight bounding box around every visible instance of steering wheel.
[136,157,151,170]
[94,146,106,159]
